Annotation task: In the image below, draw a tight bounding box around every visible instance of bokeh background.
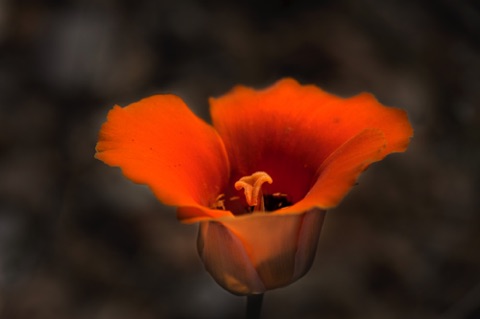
[1,0,479,318]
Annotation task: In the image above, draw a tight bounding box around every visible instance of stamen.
[212,194,226,210]
[234,171,273,212]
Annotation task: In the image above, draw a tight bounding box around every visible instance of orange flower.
[95,78,413,295]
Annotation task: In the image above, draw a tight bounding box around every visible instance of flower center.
[234,171,273,212]
[211,171,293,214]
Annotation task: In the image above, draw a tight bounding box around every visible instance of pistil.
[234,171,273,212]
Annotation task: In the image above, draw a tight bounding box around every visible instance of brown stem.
[246,293,264,319]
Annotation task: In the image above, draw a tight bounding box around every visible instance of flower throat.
[214,171,293,214]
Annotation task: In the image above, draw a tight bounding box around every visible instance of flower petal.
[210,78,413,204]
[95,95,232,220]
[280,128,387,213]
[219,209,325,291]
[198,221,266,295]
[292,208,326,281]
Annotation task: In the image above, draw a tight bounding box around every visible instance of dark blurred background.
[1,0,479,318]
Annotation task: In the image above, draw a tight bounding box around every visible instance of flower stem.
[246,293,264,319]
